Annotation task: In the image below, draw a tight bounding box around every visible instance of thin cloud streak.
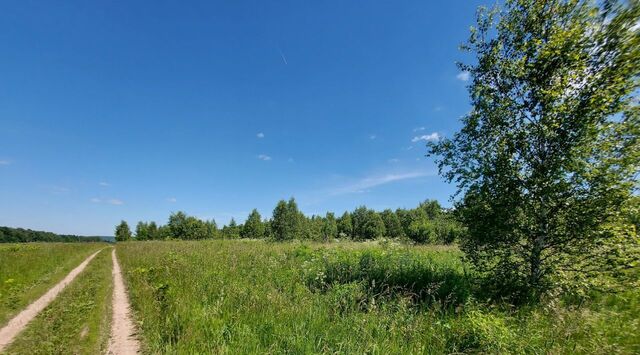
[278,49,288,65]
[329,171,433,196]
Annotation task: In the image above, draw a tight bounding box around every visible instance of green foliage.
[322,212,338,241]
[147,221,159,240]
[122,199,461,244]
[241,209,265,238]
[222,218,240,239]
[337,211,353,238]
[271,198,304,241]
[351,206,386,240]
[166,212,215,240]
[135,222,149,241]
[114,220,132,242]
[428,0,640,301]
[305,247,472,306]
[381,209,404,239]
[0,226,103,243]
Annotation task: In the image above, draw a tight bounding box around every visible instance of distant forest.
[116,199,465,244]
[0,226,104,243]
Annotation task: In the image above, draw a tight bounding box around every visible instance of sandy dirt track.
[107,249,140,355]
[0,249,103,352]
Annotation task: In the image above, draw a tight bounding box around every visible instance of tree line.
[114,199,465,243]
[0,226,104,243]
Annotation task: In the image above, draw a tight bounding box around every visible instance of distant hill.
[0,226,108,243]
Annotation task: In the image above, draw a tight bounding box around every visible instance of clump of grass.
[303,247,473,306]
[0,243,106,325]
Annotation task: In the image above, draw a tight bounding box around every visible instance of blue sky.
[0,0,485,236]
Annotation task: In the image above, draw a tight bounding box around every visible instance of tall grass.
[118,240,639,354]
[0,243,106,325]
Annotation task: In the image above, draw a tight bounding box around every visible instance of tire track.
[107,249,139,354]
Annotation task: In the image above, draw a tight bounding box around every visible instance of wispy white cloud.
[99,181,110,187]
[256,132,265,138]
[369,134,377,140]
[329,171,433,195]
[412,132,440,143]
[388,158,400,163]
[107,199,123,205]
[167,197,177,203]
[90,198,101,203]
[456,71,470,81]
[50,186,70,195]
[278,48,288,65]
[258,154,272,161]
[413,127,426,132]
[0,160,11,166]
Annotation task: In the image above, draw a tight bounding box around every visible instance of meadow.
[0,243,106,325]
[118,240,639,354]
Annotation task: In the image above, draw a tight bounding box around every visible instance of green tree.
[222,218,241,239]
[205,219,218,239]
[419,200,442,219]
[135,221,149,241]
[322,212,338,241]
[428,0,640,301]
[271,198,304,240]
[167,211,188,239]
[352,207,386,240]
[337,211,353,238]
[381,209,404,238]
[115,220,132,242]
[147,221,159,240]
[241,209,265,238]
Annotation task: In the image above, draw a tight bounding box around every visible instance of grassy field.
[118,240,639,354]
[5,248,114,354]
[0,243,107,326]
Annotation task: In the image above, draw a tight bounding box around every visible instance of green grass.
[5,247,113,355]
[118,240,639,354]
[0,243,106,326]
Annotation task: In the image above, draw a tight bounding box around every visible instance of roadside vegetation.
[5,248,113,354]
[0,243,106,326]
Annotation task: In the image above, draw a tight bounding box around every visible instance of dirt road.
[0,249,103,352]
[107,249,140,354]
